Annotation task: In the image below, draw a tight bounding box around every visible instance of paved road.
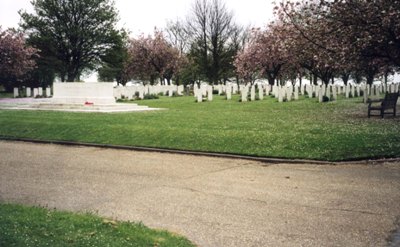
[1,141,400,247]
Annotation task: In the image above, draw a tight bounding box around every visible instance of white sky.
[0,0,276,36]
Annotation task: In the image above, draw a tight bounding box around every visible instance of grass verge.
[0,95,399,161]
[0,203,194,247]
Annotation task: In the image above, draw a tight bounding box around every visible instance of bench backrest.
[382,92,399,108]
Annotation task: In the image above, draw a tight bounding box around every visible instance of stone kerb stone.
[53,82,115,104]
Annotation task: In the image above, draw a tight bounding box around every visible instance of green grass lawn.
[0,203,194,247]
[0,95,399,161]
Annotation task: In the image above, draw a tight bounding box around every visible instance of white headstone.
[226,83,232,100]
[294,85,299,100]
[241,86,248,102]
[286,86,292,102]
[278,86,284,103]
[38,87,43,96]
[26,88,32,97]
[13,88,19,98]
[46,87,51,97]
[332,85,337,101]
[33,88,39,97]
[318,86,323,103]
[138,86,144,99]
[250,85,256,101]
[258,85,264,100]
[207,85,213,101]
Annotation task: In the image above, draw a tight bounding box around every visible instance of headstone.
[332,85,337,101]
[363,84,368,103]
[321,84,326,96]
[178,85,184,96]
[38,87,43,96]
[356,85,360,97]
[278,86,284,103]
[13,88,19,98]
[286,86,292,102]
[258,85,264,100]
[241,86,248,102]
[351,85,355,98]
[201,84,207,97]
[345,84,350,98]
[193,84,199,98]
[46,87,51,97]
[390,84,395,93]
[250,85,256,101]
[217,84,222,95]
[26,87,32,97]
[197,89,202,102]
[33,88,39,98]
[226,83,232,100]
[138,86,144,99]
[266,84,271,96]
[318,86,323,103]
[294,85,299,100]
[233,84,238,94]
[207,85,213,101]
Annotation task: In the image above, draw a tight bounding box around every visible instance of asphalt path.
[1,141,399,247]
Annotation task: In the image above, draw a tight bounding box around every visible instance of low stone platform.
[0,98,161,113]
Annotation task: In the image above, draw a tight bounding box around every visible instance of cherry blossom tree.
[125,30,186,85]
[275,0,400,85]
[0,27,37,91]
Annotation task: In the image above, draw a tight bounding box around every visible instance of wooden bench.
[367,92,399,118]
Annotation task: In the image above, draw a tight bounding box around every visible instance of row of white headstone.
[14,87,52,98]
[113,85,185,100]
[194,82,400,103]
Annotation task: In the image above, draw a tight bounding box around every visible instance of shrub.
[144,94,159,100]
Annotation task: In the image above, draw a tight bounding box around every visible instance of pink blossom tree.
[125,30,186,85]
[0,27,37,90]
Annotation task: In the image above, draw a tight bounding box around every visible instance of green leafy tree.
[19,0,121,82]
[97,29,129,85]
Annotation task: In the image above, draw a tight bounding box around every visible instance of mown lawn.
[0,203,194,247]
[0,95,399,161]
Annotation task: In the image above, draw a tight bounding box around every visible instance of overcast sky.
[0,0,276,36]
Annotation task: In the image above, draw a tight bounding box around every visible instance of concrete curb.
[1,137,400,165]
